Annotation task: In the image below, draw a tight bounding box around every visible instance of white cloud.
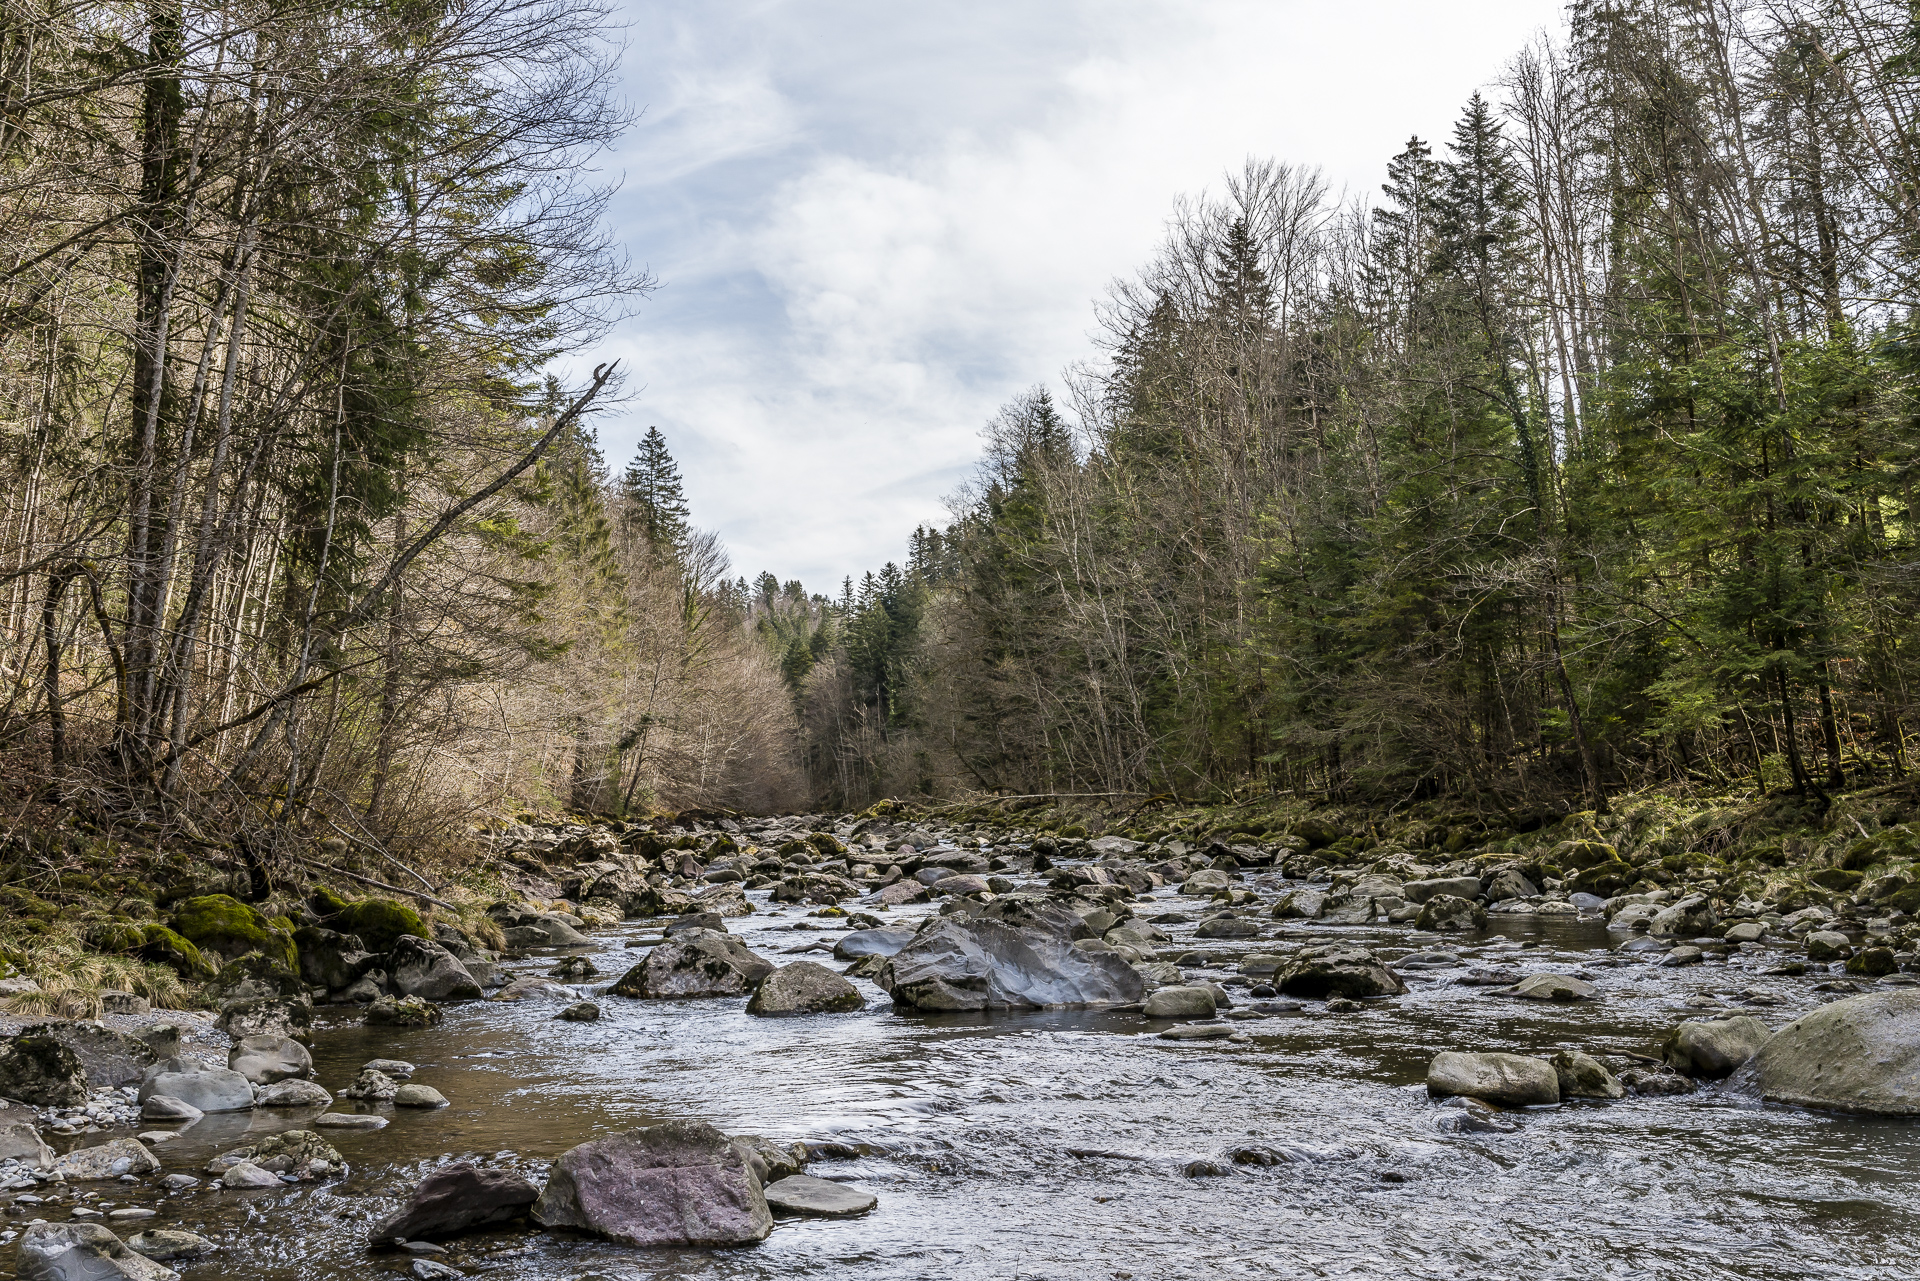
[580,0,1569,590]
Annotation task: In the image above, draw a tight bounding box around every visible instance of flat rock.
[314,1112,389,1129]
[255,1078,332,1108]
[16,1222,177,1281]
[761,1174,876,1217]
[54,1138,160,1180]
[879,916,1144,1011]
[1508,973,1598,1002]
[137,1058,255,1114]
[532,1119,772,1246]
[1158,1022,1237,1040]
[1143,986,1217,1019]
[1427,1051,1560,1107]
[368,1163,539,1243]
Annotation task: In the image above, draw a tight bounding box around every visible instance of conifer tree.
[620,426,691,557]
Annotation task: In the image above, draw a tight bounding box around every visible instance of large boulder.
[16,1222,177,1281]
[532,1120,773,1246]
[878,916,1145,1012]
[747,962,865,1017]
[1662,1016,1771,1078]
[387,937,482,1002]
[1275,946,1407,1000]
[1483,867,1538,902]
[22,1022,155,1089]
[215,995,313,1041]
[327,898,430,955]
[1649,894,1717,938]
[228,1034,311,1085]
[167,894,295,970]
[54,1138,160,1181]
[1414,895,1487,933]
[136,1057,255,1114]
[292,926,381,991]
[0,1033,90,1106]
[611,930,775,1000]
[1427,1051,1560,1107]
[369,1163,539,1243]
[1727,991,1920,1114]
[1403,876,1482,905]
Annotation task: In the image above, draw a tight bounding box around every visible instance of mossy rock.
[364,994,442,1027]
[135,924,213,979]
[1885,884,1920,916]
[1567,859,1637,898]
[84,921,148,953]
[331,898,429,955]
[211,953,307,999]
[705,835,740,858]
[806,832,845,857]
[169,895,296,970]
[1809,868,1866,893]
[309,886,351,919]
[1550,840,1619,870]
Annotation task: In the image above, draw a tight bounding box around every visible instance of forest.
[2,0,1919,876]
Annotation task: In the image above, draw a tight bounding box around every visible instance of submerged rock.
[368,1163,539,1243]
[1426,1051,1560,1107]
[746,962,865,1016]
[1728,991,1920,1114]
[762,1174,876,1217]
[610,929,775,1000]
[878,915,1145,1011]
[123,1231,215,1263]
[532,1120,773,1246]
[1508,973,1597,1002]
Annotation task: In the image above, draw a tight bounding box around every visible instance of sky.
[574,0,1572,592]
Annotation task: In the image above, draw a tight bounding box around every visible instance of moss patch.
[331,898,429,955]
[168,894,297,970]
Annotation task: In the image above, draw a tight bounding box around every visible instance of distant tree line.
[783,0,1920,814]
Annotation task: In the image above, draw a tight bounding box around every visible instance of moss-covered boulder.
[84,920,149,954]
[169,894,296,970]
[1567,859,1637,898]
[138,923,215,980]
[364,994,442,1027]
[308,886,351,919]
[1809,868,1866,893]
[331,898,429,955]
[211,954,307,1000]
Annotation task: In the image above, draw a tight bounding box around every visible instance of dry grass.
[3,944,193,1016]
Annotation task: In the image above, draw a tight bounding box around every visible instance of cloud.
[581,0,1569,589]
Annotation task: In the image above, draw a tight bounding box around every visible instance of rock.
[1659,945,1705,967]
[761,1174,876,1217]
[23,1022,156,1089]
[1275,946,1407,1000]
[16,1222,177,1281]
[0,1033,90,1106]
[1426,1051,1560,1107]
[222,1129,342,1180]
[872,880,930,906]
[387,938,483,1002]
[168,893,296,971]
[1143,986,1217,1019]
[291,926,382,991]
[255,1079,332,1108]
[1805,931,1853,962]
[930,874,990,897]
[532,1120,773,1246]
[1569,892,1607,912]
[220,1160,282,1189]
[878,915,1145,1011]
[833,929,915,960]
[1649,894,1717,938]
[1847,946,1898,977]
[139,1095,204,1122]
[1662,1016,1772,1077]
[137,1058,255,1114]
[662,912,728,936]
[1550,1050,1625,1100]
[0,1115,54,1169]
[1723,921,1767,943]
[558,1001,600,1022]
[1483,868,1538,901]
[1414,895,1487,932]
[610,929,775,1000]
[123,1231,215,1262]
[1180,869,1233,895]
[1508,973,1598,1002]
[1403,876,1483,905]
[341,1068,400,1101]
[730,1135,806,1185]
[364,995,443,1027]
[1088,836,1143,858]
[215,995,313,1041]
[314,1113,388,1129]
[54,1138,161,1180]
[1270,888,1326,920]
[135,1025,183,1060]
[228,1035,311,1085]
[410,1261,460,1280]
[394,1084,448,1108]
[365,1058,415,1077]
[1727,990,1920,1115]
[747,962,865,1016]
[1157,1022,1237,1040]
[367,1163,540,1243]
[488,977,574,1002]
[1195,915,1261,939]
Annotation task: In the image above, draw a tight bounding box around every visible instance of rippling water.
[11,882,1920,1281]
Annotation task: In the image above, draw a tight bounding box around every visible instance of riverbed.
[10,876,1920,1281]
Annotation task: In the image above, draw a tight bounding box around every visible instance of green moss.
[211,953,306,997]
[168,894,297,970]
[331,898,429,955]
[138,924,215,979]
[309,886,351,918]
[84,921,148,953]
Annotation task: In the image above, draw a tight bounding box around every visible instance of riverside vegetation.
[7,0,1920,1276]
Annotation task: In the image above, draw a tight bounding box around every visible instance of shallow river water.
[11,878,1920,1281]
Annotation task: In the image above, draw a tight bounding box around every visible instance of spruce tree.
[619,426,691,556]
